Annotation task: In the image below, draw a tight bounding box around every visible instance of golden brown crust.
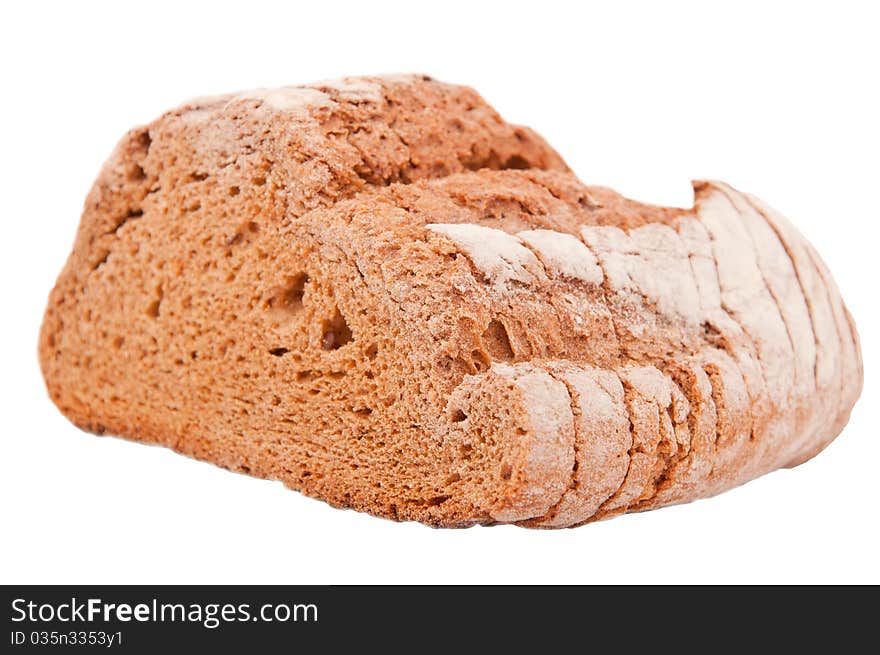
[39,75,862,527]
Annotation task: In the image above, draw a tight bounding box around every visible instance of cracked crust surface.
[39,75,862,527]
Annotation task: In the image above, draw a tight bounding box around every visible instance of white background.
[2,1,877,584]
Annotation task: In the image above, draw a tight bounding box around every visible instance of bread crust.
[39,75,862,527]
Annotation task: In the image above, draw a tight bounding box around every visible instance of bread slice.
[39,75,863,527]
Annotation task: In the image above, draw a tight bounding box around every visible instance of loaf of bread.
[39,75,862,527]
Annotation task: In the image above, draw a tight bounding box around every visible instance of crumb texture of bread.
[39,74,862,527]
